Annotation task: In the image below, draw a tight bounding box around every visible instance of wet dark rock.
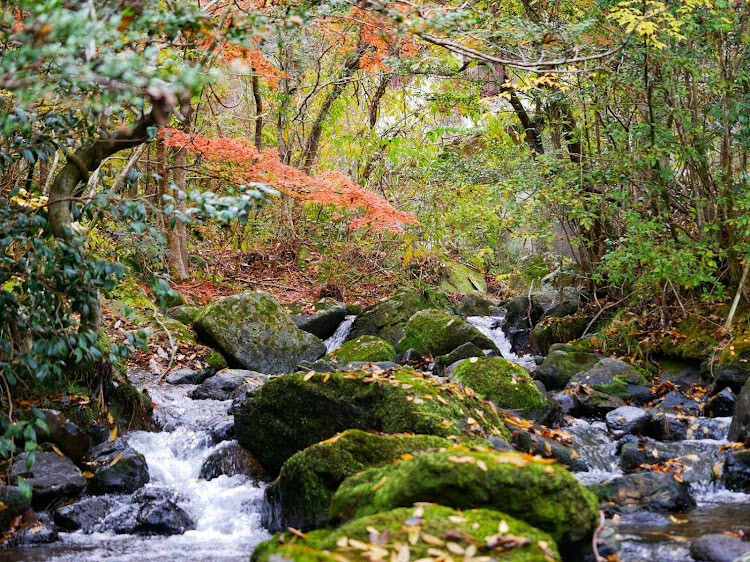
[54,496,120,532]
[567,358,651,404]
[190,369,269,401]
[199,441,264,480]
[606,406,652,438]
[37,409,91,465]
[0,486,31,532]
[88,421,110,446]
[205,417,235,443]
[433,342,485,374]
[502,295,544,352]
[291,301,348,340]
[166,367,209,385]
[649,413,689,442]
[711,364,750,395]
[652,390,702,415]
[548,391,577,416]
[703,387,736,418]
[456,291,503,316]
[619,441,678,471]
[729,378,750,443]
[10,450,86,507]
[570,388,627,419]
[13,520,59,545]
[535,349,600,390]
[400,348,422,365]
[87,438,149,495]
[510,428,588,471]
[588,471,695,512]
[690,533,750,562]
[724,449,750,492]
[133,498,195,535]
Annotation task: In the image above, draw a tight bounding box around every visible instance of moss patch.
[396,309,498,356]
[330,447,598,545]
[533,316,590,354]
[326,336,396,365]
[234,368,511,476]
[265,430,451,531]
[253,506,560,561]
[451,357,547,413]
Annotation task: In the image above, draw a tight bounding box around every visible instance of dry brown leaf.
[303,371,316,381]
[109,452,124,467]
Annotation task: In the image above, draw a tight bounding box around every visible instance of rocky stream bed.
[2,287,750,561]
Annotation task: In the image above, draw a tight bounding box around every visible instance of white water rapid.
[8,383,269,562]
[466,316,537,371]
[324,314,356,354]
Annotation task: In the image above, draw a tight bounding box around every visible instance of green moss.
[533,316,590,353]
[329,447,599,545]
[451,358,547,413]
[718,333,750,366]
[267,430,451,531]
[204,350,228,371]
[254,505,559,562]
[109,382,153,431]
[439,261,487,294]
[395,309,498,356]
[326,336,396,365]
[234,368,511,476]
[172,306,199,325]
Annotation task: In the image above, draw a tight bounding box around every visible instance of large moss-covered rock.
[194,291,326,373]
[396,309,499,356]
[326,336,395,365]
[347,287,454,346]
[253,506,559,562]
[439,261,487,294]
[450,357,547,415]
[566,358,650,402]
[535,349,600,391]
[329,447,599,545]
[457,291,503,316]
[263,430,450,532]
[234,368,510,476]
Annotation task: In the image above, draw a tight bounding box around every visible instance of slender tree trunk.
[251,68,263,151]
[157,136,188,281]
[171,143,190,280]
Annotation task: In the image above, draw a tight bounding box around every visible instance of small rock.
[511,428,588,471]
[690,533,750,562]
[652,390,702,415]
[341,361,399,371]
[606,406,652,438]
[433,342,485,374]
[166,368,207,385]
[87,438,149,495]
[400,348,423,365]
[37,409,91,465]
[190,369,269,401]
[14,521,59,545]
[133,496,195,536]
[703,387,735,418]
[205,418,235,443]
[724,449,750,492]
[589,471,695,512]
[618,441,678,471]
[167,305,200,325]
[54,496,120,532]
[649,413,689,442]
[199,441,264,480]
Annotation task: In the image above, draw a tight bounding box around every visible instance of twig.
[667,278,687,316]
[591,510,606,562]
[583,295,630,337]
[725,260,750,333]
[1,373,12,422]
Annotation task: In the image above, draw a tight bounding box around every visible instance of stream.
[4,314,749,561]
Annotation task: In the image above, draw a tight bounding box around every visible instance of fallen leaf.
[109,452,124,467]
[82,471,95,479]
[303,371,316,381]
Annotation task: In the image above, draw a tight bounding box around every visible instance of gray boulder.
[199,441,264,480]
[10,450,86,507]
[190,369,269,401]
[606,406,652,439]
[567,358,651,404]
[535,349,599,390]
[166,367,210,385]
[588,471,695,512]
[456,291,503,316]
[54,496,121,532]
[290,300,348,340]
[194,291,326,373]
[690,533,750,562]
[87,438,149,495]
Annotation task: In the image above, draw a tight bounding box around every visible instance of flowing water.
[466,315,537,371]
[324,314,356,354]
[5,383,269,562]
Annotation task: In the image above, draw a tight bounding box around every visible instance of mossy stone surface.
[439,261,487,294]
[253,506,559,561]
[264,430,450,531]
[566,358,648,401]
[326,336,395,365]
[204,350,228,371]
[234,368,510,476]
[194,291,326,373]
[533,315,590,354]
[534,349,600,391]
[396,309,499,356]
[450,357,547,413]
[329,447,599,544]
[348,287,454,346]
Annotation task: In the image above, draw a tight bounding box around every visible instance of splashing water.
[466,316,537,371]
[324,314,356,354]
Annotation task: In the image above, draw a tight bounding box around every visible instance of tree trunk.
[157,136,189,281]
[171,143,190,280]
[251,68,263,151]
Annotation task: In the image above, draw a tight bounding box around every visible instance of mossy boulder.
[457,291,503,316]
[566,358,650,402]
[326,336,395,365]
[263,430,451,531]
[253,506,559,562]
[439,261,487,294]
[233,368,510,476]
[535,349,600,391]
[167,305,200,326]
[396,309,499,356]
[533,315,590,354]
[194,291,326,373]
[329,447,599,545]
[348,287,454,346]
[450,357,547,415]
[712,334,750,394]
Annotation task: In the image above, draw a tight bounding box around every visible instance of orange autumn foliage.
[159,128,418,233]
